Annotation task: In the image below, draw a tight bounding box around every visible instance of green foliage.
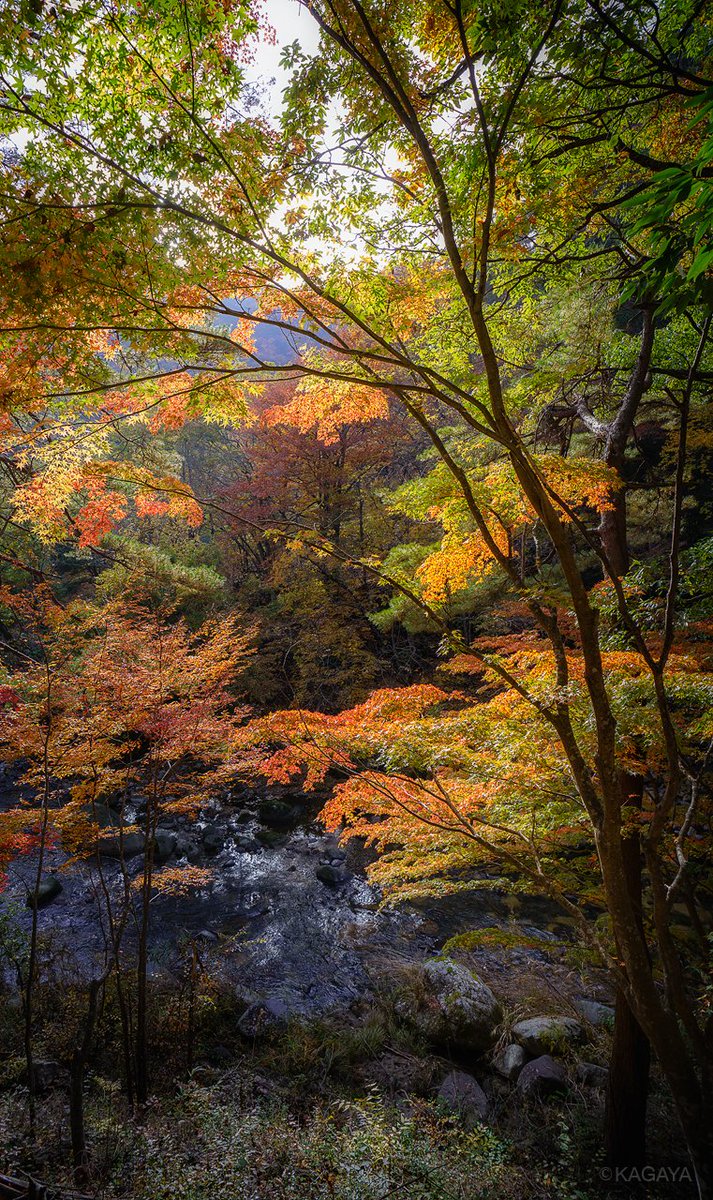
[623,88,713,313]
[115,1090,513,1200]
[96,536,228,623]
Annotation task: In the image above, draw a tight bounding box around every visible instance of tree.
[1,0,712,1188]
[0,594,252,1149]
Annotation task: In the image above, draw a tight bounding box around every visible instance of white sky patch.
[245,0,321,118]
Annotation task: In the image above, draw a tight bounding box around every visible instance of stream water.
[0,781,579,1019]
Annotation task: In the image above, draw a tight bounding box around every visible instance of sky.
[247,0,322,117]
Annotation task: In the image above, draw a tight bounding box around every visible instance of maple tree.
[0,591,252,1160]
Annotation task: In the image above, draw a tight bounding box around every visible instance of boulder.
[238,997,291,1039]
[492,1043,527,1082]
[97,830,145,859]
[153,828,177,863]
[202,827,224,856]
[234,834,260,852]
[516,1054,567,1098]
[437,1069,489,1127]
[574,999,615,1028]
[316,863,347,887]
[176,833,200,861]
[511,1016,584,1055]
[255,828,285,849]
[576,1061,609,1088]
[258,799,297,830]
[26,875,63,909]
[87,803,122,829]
[396,957,501,1052]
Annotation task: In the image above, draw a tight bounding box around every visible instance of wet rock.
[492,1043,526,1081]
[202,827,224,856]
[238,997,291,1039]
[511,1016,584,1055]
[516,1054,567,1098]
[574,999,615,1028]
[26,875,63,909]
[396,957,501,1052]
[438,1069,489,1126]
[86,803,121,828]
[255,828,285,849]
[316,863,347,887]
[258,799,297,830]
[98,830,145,858]
[153,828,177,864]
[234,808,254,824]
[576,1061,609,1088]
[176,833,200,861]
[234,834,260,852]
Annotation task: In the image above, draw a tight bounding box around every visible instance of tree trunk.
[599,492,629,578]
[604,773,650,1169]
[605,989,650,1169]
[69,977,103,1184]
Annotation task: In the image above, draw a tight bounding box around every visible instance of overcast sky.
[247,0,322,117]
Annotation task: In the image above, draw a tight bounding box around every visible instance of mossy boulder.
[511,1016,584,1055]
[396,957,502,1052]
[258,799,298,830]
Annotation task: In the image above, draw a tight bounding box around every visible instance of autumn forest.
[0,1,712,1197]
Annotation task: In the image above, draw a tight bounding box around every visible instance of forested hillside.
[0,1,712,1197]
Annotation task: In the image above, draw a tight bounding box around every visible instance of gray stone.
[516,1054,567,1098]
[258,799,297,830]
[176,834,200,860]
[153,828,177,863]
[238,997,291,1039]
[235,834,260,852]
[255,828,285,848]
[86,803,122,828]
[574,999,615,1028]
[511,1016,584,1055]
[438,1069,489,1126]
[397,957,501,1052]
[576,1061,609,1088]
[97,830,145,858]
[492,1043,527,1081]
[316,863,347,886]
[26,875,63,909]
[202,827,224,855]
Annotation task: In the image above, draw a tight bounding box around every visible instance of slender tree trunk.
[604,773,650,1170]
[599,493,630,578]
[69,977,104,1184]
[24,669,54,1140]
[135,775,157,1107]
